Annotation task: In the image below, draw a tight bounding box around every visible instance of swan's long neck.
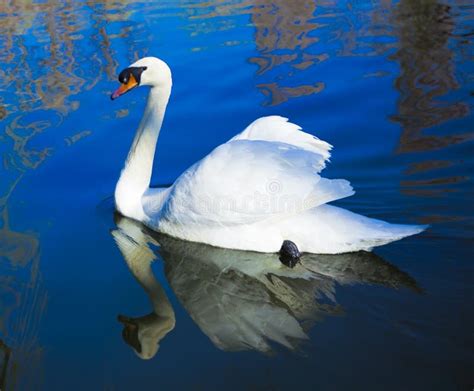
[115,85,171,220]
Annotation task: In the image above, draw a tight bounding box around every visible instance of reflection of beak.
[111,74,138,100]
[118,314,142,353]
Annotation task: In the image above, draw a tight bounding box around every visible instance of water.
[0,0,473,389]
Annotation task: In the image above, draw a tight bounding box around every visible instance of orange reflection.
[391,0,469,151]
[249,0,326,105]
[185,0,327,105]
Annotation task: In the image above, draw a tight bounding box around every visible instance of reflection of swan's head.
[118,314,168,360]
[111,56,171,100]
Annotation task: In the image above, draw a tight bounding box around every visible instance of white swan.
[111,56,426,254]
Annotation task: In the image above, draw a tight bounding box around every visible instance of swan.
[110,56,426,254]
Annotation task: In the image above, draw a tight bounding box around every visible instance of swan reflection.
[112,216,419,358]
[112,220,175,359]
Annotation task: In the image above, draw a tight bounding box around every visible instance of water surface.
[0,0,473,389]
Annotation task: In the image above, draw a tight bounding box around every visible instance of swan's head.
[111,56,172,100]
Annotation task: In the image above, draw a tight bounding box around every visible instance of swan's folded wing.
[231,116,332,172]
[157,138,354,227]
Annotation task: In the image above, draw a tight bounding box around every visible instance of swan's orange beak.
[111,74,138,100]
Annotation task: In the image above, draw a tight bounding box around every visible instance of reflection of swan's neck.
[132,257,174,320]
[129,255,175,359]
[112,220,176,359]
[115,84,171,220]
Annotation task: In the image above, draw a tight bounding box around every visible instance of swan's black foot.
[279,240,301,268]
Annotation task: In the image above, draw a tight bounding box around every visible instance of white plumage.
[112,57,426,254]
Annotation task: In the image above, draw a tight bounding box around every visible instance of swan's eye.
[118,69,130,84]
[118,67,147,85]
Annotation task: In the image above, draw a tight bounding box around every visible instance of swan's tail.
[355,221,427,251]
[285,205,428,254]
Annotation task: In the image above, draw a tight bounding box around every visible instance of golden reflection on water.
[0,0,144,386]
[185,0,328,105]
[249,0,327,105]
[389,0,472,197]
[257,81,325,106]
[391,0,469,151]
[0,208,45,389]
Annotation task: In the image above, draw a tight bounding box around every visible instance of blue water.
[0,0,473,389]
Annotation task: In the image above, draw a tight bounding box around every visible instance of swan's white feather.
[231,116,332,168]
[146,137,353,227]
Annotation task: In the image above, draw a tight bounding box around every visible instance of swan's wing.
[231,116,332,171]
[156,117,353,227]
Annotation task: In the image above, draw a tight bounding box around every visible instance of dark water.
[0,0,473,389]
